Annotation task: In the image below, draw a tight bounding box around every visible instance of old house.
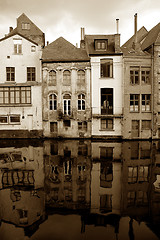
[122,14,160,139]
[42,37,91,138]
[0,14,45,138]
[81,26,123,139]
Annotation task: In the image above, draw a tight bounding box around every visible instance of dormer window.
[95,39,108,51]
[22,23,30,30]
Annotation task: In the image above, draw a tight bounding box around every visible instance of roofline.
[42,59,90,63]
[0,32,38,46]
[88,53,123,56]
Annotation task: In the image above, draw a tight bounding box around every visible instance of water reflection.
[0,139,159,240]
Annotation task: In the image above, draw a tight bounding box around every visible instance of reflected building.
[44,140,91,211]
[0,140,46,239]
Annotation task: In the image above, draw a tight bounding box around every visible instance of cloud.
[0,0,159,45]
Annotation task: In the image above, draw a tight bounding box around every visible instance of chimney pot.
[134,13,137,35]
[47,41,49,46]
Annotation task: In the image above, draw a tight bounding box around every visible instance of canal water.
[0,139,159,240]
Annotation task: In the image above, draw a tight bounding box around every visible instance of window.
[27,67,36,81]
[78,144,88,155]
[101,88,113,114]
[141,68,150,84]
[128,167,137,183]
[49,70,56,85]
[50,122,57,132]
[130,68,139,84]
[95,39,108,50]
[100,59,113,78]
[138,166,149,182]
[142,94,151,111]
[78,94,85,110]
[127,191,136,206]
[0,115,20,124]
[78,121,87,131]
[77,70,85,85]
[101,119,113,130]
[6,67,15,81]
[31,46,36,52]
[0,86,31,105]
[13,39,22,54]
[130,94,139,112]
[63,94,71,115]
[142,120,151,130]
[22,23,30,30]
[100,147,113,160]
[63,120,71,127]
[63,70,71,86]
[10,115,20,123]
[49,94,57,110]
[50,144,58,155]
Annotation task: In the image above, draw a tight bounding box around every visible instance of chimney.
[80,27,85,49]
[134,13,137,35]
[47,41,49,46]
[116,19,119,34]
[133,13,141,51]
[9,27,13,33]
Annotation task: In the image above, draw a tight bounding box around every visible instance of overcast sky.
[0,0,160,47]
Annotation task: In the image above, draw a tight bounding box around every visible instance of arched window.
[77,70,85,85]
[49,70,56,85]
[63,70,71,86]
[63,94,71,115]
[78,94,85,110]
[49,94,57,110]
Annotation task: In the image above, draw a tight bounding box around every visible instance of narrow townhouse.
[0,13,45,138]
[42,37,91,138]
[122,14,160,139]
[81,26,123,139]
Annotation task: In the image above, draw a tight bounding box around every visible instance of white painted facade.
[0,34,43,135]
[91,55,123,137]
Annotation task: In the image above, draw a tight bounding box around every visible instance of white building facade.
[82,32,123,138]
[0,23,44,138]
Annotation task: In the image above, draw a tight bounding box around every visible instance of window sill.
[0,104,32,107]
[100,129,114,131]
[100,77,113,79]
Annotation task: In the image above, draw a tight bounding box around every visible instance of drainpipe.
[151,44,154,139]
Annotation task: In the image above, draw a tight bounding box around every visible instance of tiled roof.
[0,31,38,45]
[42,37,90,62]
[121,27,150,56]
[141,23,160,50]
[84,34,121,55]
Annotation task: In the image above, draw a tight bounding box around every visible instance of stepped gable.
[42,37,90,62]
[142,22,160,50]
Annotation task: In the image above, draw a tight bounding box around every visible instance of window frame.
[49,70,56,85]
[6,67,15,82]
[0,86,31,105]
[63,94,71,115]
[13,39,22,54]
[130,94,140,112]
[50,122,58,133]
[142,94,151,112]
[0,115,20,124]
[49,94,57,111]
[27,67,36,81]
[101,118,114,130]
[77,70,85,85]
[100,59,113,78]
[130,67,139,85]
[78,94,85,111]
[63,70,71,86]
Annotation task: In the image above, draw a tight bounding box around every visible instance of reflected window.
[131,142,139,159]
[18,209,28,224]
[100,195,112,213]
[50,143,58,155]
[64,188,72,201]
[138,166,149,182]
[137,191,148,205]
[78,144,88,156]
[100,147,113,160]
[127,191,136,207]
[100,162,113,188]
[128,167,137,183]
